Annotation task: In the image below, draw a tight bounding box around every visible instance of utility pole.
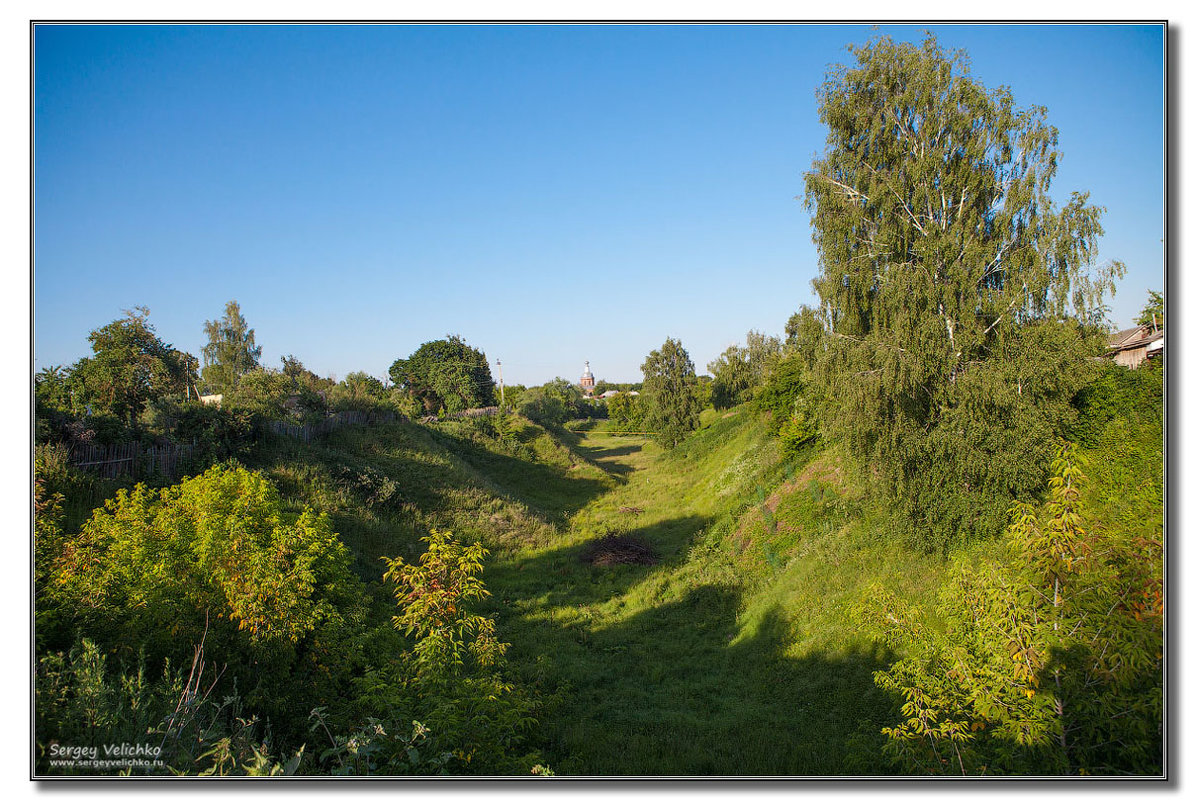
[496,358,505,408]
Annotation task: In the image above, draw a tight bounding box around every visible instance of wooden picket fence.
[268,410,398,443]
[69,442,196,481]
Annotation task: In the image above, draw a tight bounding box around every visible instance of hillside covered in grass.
[220,406,950,774]
[242,358,1158,775]
[35,352,1158,775]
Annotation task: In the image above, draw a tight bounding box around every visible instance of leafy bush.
[308,712,456,776]
[370,530,539,774]
[335,464,401,509]
[35,446,69,616]
[47,465,363,668]
[170,402,255,464]
[776,407,817,462]
[329,372,391,413]
[225,369,293,420]
[856,443,1162,775]
[36,637,302,776]
[1070,359,1163,447]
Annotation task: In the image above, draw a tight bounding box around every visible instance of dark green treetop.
[640,337,700,449]
[69,307,197,427]
[389,335,495,414]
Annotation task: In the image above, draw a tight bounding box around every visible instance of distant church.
[579,361,595,396]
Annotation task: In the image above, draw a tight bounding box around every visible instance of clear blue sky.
[33,23,1165,386]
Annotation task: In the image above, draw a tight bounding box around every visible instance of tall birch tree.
[803,36,1124,547]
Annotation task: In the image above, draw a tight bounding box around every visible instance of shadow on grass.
[425,426,613,520]
[578,443,644,460]
[486,513,713,609]
[501,581,895,776]
[572,441,645,481]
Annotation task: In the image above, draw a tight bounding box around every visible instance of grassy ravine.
[239,381,1161,776]
[243,410,947,775]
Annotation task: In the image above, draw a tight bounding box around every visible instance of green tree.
[1135,289,1163,328]
[857,443,1162,775]
[801,35,1123,548]
[708,330,783,410]
[389,336,495,414]
[640,338,699,448]
[606,391,644,433]
[330,371,389,412]
[202,300,262,395]
[69,308,198,429]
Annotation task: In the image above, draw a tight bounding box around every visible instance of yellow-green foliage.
[51,464,357,649]
[857,443,1162,775]
[383,530,507,677]
[365,529,538,775]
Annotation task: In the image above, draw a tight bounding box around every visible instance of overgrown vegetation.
[857,444,1161,775]
[34,33,1162,778]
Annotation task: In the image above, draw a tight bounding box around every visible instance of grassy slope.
[458,412,951,775]
[244,377,1162,776]
[243,410,915,773]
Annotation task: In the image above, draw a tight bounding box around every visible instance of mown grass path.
[486,422,893,776]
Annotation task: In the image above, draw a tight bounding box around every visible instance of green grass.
[231,388,1161,775]
[460,413,948,775]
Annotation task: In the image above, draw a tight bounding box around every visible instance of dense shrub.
[43,464,369,746]
[50,464,360,650]
[857,443,1162,775]
[162,401,255,464]
[1070,358,1163,447]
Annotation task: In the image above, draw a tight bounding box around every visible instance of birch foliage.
[802,36,1124,547]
